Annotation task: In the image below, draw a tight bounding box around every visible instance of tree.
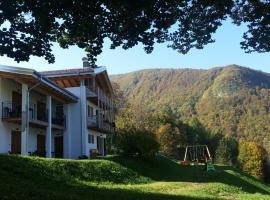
[116,127,159,159]
[116,103,158,133]
[1,1,269,65]
[187,118,207,145]
[237,141,265,180]
[156,107,187,158]
[215,137,238,165]
[156,123,186,158]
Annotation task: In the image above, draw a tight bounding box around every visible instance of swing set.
[181,145,212,165]
[180,145,215,171]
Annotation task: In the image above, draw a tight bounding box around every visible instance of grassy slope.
[0,155,269,200]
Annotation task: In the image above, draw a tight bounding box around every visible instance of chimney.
[82,57,90,68]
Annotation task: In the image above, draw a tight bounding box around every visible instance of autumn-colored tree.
[156,107,187,158]
[116,103,158,133]
[237,141,265,180]
[115,92,159,158]
[156,124,184,158]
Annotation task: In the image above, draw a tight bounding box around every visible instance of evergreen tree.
[188,117,207,145]
[215,137,238,165]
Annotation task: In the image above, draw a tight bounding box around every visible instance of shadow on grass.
[0,175,223,200]
[106,155,270,195]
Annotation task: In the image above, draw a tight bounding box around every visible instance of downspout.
[25,78,42,154]
[80,88,83,156]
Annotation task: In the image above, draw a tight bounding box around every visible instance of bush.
[116,128,159,159]
[237,141,265,180]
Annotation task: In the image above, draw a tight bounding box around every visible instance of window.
[88,134,95,144]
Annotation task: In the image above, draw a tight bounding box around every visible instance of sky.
[0,20,269,75]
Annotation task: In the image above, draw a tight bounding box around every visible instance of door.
[37,135,46,157]
[11,131,21,154]
[12,91,22,105]
[37,101,46,121]
[12,91,22,117]
[54,136,63,158]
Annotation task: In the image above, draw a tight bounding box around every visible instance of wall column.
[46,96,52,158]
[80,79,88,156]
[63,104,71,158]
[21,83,28,155]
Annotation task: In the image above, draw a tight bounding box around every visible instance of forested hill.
[110,65,270,154]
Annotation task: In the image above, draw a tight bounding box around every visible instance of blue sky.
[0,20,269,75]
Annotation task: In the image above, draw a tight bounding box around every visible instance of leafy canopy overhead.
[0,1,269,65]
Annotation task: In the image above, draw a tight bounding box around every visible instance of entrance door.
[37,135,46,157]
[11,131,21,154]
[54,136,63,158]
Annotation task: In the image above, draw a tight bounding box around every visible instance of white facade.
[64,86,107,159]
[0,64,114,159]
[0,78,63,156]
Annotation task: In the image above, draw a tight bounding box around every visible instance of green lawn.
[0,154,269,200]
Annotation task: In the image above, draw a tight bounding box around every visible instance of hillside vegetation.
[111,65,270,163]
[0,154,270,200]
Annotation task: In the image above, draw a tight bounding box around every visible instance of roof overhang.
[41,67,114,97]
[41,67,95,88]
[0,65,78,103]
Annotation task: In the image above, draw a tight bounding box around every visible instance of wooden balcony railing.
[86,86,113,108]
[87,115,115,134]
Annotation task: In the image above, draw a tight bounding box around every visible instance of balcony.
[86,85,98,98]
[1,101,65,130]
[52,116,66,130]
[87,115,114,134]
[2,102,21,119]
[86,86,113,108]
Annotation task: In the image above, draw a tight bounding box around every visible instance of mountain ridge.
[111,64,269,78]
[111,64,270,99]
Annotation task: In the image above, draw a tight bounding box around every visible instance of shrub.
[237,141,265,180]
[116,128,159,159]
